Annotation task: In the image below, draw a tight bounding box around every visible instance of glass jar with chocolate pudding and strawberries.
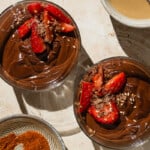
[0,0,81,91]
[74,56,150,149]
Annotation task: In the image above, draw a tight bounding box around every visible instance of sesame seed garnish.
[12,34,15,38]
[67,38,70,42]
[120,111,125,115]
[131,135,136,140]
[72,45,76,49]
[125,116,129,121]
[145,122,148,128]
[133,119,137,123]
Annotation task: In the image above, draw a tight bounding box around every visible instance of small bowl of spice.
[74,56,150,149]
[0,114,66,150]
[101,0,150,28]
[0,0,81,91]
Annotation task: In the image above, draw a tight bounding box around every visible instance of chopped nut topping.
[11,7,27,29]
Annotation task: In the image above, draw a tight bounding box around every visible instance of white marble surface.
[0,0,149,150]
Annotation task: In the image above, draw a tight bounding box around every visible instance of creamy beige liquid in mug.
[109,0,150,19]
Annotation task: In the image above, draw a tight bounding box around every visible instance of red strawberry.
[92,65,103,90]
[60,22,75,32]
[88,101,119,125]
[43,10,54,43]
[27,2,43,15]
[102,72,126,96]
[43,10,55,24]
[44,4,71,23]
[30,22,46,53]
[92,74,102,90]
[18,18,34,38]
[79,81,94,113]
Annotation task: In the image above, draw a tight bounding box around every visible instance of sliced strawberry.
[92,74,102,90]
[103,72,126,96]
[44,4,71,23]
[88,101,119,125]
[18,18,34,38]
[43,10,55,24]
[43,10,54,43]
[30,22,46,53]
[79,81,94,113]
[60,22,75,32]
[27,2,43,15]
[92,65,103,90]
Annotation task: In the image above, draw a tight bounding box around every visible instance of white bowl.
[101,0,150,28]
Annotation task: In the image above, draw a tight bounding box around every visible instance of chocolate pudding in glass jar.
[74,56,150,149]
[0,0,81,91]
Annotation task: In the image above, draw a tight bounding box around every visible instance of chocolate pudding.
[74,57,150,149]
[0,1,80,90]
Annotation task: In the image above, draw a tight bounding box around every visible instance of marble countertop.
[0,0,150,150]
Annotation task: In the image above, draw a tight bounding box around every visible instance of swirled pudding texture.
[0,1,80,90]
[75,57,150,149]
